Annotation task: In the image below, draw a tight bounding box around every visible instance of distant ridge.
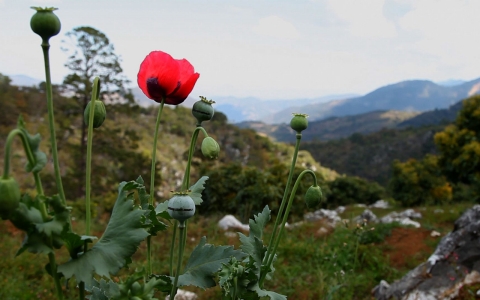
[263,77,480,123]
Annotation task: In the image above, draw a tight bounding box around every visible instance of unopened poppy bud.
[0,177,21,220]
[192,96,215,124]
[290,113,308,133]
[305,185,322,209]
[30,7,61,41]
[201,137,220,159]
[84,100,106,128]
[167,193,196,224]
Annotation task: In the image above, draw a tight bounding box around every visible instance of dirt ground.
[383,227,437,269]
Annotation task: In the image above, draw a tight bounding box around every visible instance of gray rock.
[354,209,378,224]
[304,209,341,227]
[373,205,480,300]
[370,200,390,209]
[218,215,249,231]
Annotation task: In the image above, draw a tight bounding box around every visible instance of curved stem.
[170,223,186,299]
[263,134,302,265]
[3,128,44,197]
[260,169,317,287]
[41,41,66,206]
[147,98,165,276]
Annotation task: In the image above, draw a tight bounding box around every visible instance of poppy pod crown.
[137,51,200,105]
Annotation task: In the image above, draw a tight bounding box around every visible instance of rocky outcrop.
[373,205,480,300]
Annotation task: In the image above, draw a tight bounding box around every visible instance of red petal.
[137,51,180,101]
[166,72,200,105]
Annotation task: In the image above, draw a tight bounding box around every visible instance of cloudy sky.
[1,0,479,100]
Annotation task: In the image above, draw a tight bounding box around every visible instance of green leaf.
[219,256,258,299]
[58,180,150,286]
[189,176,209,205]
[11,194,71,256]
[154,200,172,221]
[249,283,287,300]
[238,206,271,273]
[177,236,246,289]
[144,205,167,236]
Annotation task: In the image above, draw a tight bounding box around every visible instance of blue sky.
[1,0,480,99]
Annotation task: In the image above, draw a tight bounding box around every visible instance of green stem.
[169,222,177,276]
[85,77,100,236]
[170,223,186,299]
[168,126,206,276]
[263,134,302,265]
[80,78,99,299]
[48,252,64,300]
[147,98,165,275]
[181,126,208,190]
[3,128,45,200]
[260,169,317,287]
[41,40,66,206]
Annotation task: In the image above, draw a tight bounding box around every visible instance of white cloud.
[399,0,480,76]
[253,15,300,39]
[327,0,397,38]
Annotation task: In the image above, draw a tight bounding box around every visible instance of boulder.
[373,205,480,300]
[370,200,390,209]
[218,215,249,231]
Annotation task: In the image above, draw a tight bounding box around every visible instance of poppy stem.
[147,97,165,276]
[170,223,186,299]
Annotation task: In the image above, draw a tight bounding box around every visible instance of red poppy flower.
[137,51,200,105]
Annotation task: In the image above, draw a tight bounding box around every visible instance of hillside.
[238,110,420,142]
[301,125,444,186]
[0,74,338,203]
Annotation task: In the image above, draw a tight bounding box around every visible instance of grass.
[0,201,476,300]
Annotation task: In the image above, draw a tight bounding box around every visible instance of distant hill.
[9,74,42,87]
[212,94,358,123]
[397,101,464,128]
[237,110,421,142]
[266,78,480,123]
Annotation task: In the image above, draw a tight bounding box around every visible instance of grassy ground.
[0,201,475,300]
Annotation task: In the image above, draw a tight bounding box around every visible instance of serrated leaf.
[189,176,209,205]
[88,278,121,300]
[11,195,70,256]
[249,205,271,240]
[36,195,70,236]
[135,176,150,209]
[177,236,246,289]
[58,180,150,286]
[239,206,271,273]
[144,205,168,236]
[250,283,287,300]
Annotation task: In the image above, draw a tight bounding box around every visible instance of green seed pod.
[30,7,61,41]
[305,185,322,209]
[84,100,106,128]
[0,177,21,220]
[131,282,143,296]
[290,113,308,133]
[201,137,220,159]
[192,96,215,124]
[167,194,196,223]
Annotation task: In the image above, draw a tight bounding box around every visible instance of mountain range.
[7,73,480,127]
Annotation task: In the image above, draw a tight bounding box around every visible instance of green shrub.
[325,176,385,208]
